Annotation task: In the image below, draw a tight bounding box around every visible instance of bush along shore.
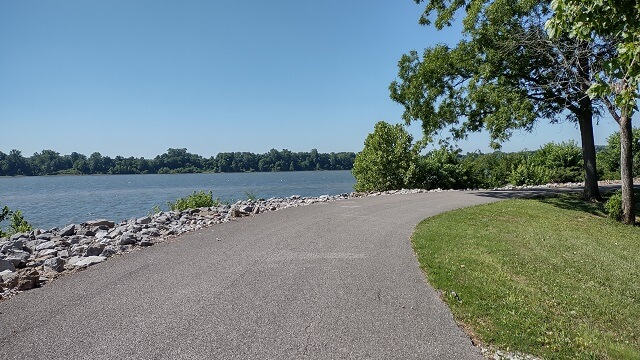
[0,180,618,300]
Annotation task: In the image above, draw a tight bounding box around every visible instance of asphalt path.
[0,191,522,359]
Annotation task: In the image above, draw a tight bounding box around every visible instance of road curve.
[0,191,504,359]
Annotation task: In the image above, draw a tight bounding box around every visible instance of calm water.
[0,171,356,230]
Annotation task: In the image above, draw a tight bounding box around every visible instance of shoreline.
[0,180,628,301]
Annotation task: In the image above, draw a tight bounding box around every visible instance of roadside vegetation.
[412,193,639,359]
[166,190,218,212]
[353,121,639,193]
[0,205,32,238]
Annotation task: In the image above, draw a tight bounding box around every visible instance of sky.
[0,0,622,159]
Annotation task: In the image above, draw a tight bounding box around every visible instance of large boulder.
[59,224,76,237]
[0,259,16,272]
[118,232,137,246]
[1,270,18,287]
[85,219,115,228]
[72,256,106,267]
[4,250,31,267]
[43,257,65,272]
[35,241,56,251]
[17,269,40,290]
[85,244,106,257]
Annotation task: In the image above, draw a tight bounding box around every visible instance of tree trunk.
[577,103,602,201]
[576,49,602,201]
[620,114,636,225]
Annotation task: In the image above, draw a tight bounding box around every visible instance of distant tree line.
[0,148,356,176]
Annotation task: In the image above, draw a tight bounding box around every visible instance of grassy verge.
[412,194,639,359]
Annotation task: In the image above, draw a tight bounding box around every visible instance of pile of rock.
[0,193,355,300]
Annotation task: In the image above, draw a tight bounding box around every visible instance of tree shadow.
[471,185,628,218]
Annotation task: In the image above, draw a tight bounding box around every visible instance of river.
[0,171,356,230]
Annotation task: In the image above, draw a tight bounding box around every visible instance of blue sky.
[0,0,619,158]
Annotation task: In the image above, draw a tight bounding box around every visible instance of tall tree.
[390,0,611,200]
[547,0,640,224]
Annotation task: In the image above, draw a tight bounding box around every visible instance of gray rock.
[58,250,69,258]
[70,245,88,257]
[86,219,116,228]
[59,224,76,237]
[36,233,53,241]
[137,216,152,225]
[156,215,169,224]
[0,259,16,272]
[118,232,137,246]
[35,241,56,251]
[73,256,106,267]
[25,239,47,251]
[68,236,82,245]
[95,230,109,239]
[108,228,123,239]
[1,270,18,287]
[17,269,39,290]
[43,257,65,272]
[100,246,118,258]
[37,249,58,258]
[229,208,243,218]
[10,233,29,241]
[142,228,160,237]
[76,228,96,237]
[85,244,106,257]
[4,250,30,267]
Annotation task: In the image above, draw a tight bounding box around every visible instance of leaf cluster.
[391,0,612,148]
[0,205,33,238]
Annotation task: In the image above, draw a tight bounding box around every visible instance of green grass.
[412,194,640,359]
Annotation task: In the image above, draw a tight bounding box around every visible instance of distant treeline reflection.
[0,148,356,176]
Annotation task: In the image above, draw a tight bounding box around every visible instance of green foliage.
[502,141,583,186]
[9,210,32,234]
[352,121,420,192]
[354,127,588,191]
[0,205,32,237]
[597,128,640,180]
[167,191,216,212]
[412,147,474,190]
[604,190,640,222]
[605,191,623,221]
[0,148,357,176]
[244,190,257,201]
[547,0,640,119]
[507,161,551,186]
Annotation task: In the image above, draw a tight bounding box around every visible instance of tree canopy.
[390,0,613,200]
[547,0,640,224]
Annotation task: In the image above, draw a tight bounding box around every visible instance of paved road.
[0,191,506,359]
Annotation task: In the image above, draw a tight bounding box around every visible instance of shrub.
[352,121,420,192]
[605,191,623,221]
[0,205,32,237]
[10,210,32,234]
[167,191,215,211]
